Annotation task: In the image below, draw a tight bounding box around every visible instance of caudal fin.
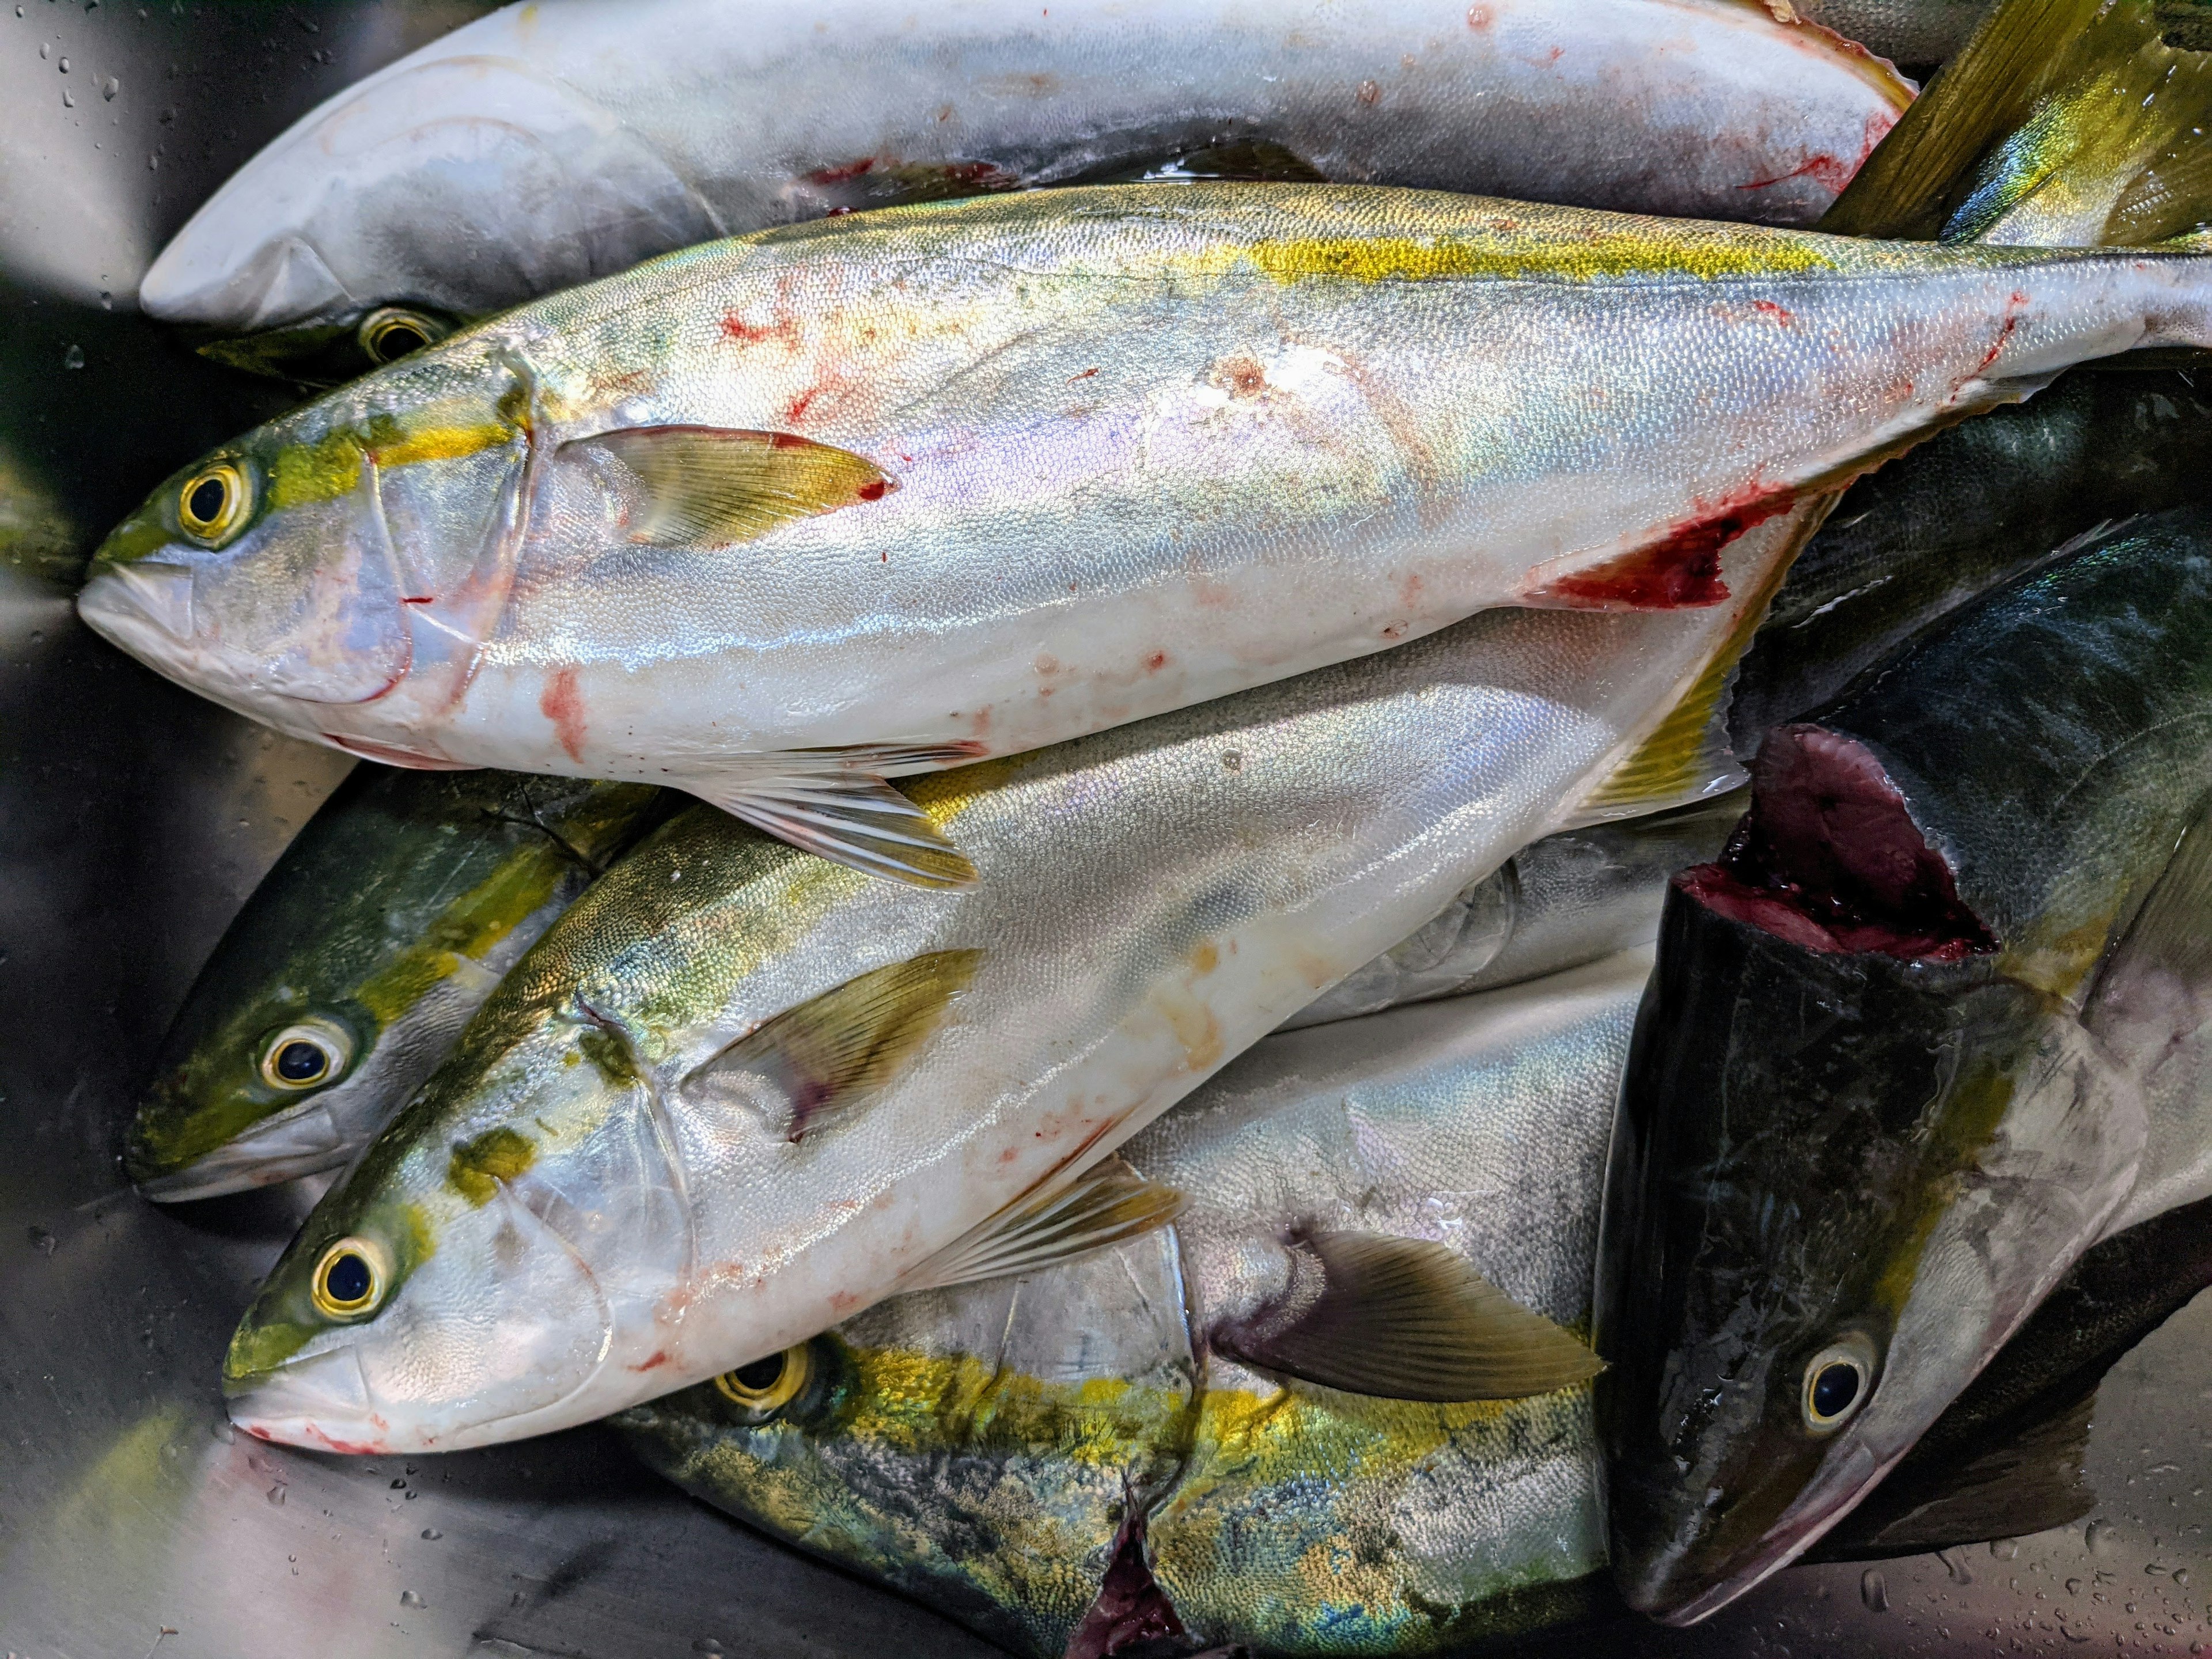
[1822,0,2212,248]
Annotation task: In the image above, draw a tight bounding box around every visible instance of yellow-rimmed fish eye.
[310,1235,391,1320]
[176,459,253,547]
[358,306,447,365]
[1801,1331,1878,1434]
[259,1020,353,1090]
[713,1344,811,1415]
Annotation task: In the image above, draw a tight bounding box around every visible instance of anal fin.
[1214,1230,1603,1403]
[903,1157,1185,1293]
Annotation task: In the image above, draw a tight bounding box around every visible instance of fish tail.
[1821,0,2212,249]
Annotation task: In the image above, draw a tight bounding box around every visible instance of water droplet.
[146,152,156,170]
[2067,1579,2084,1595]
[210,1418,234,1444]
[59,87,71,105]
[265,1483,286,1506]
[420,1528,442,1540]
[55,53,66,69]
[2090,1521,2123,1557]
[39,40,48,57]
[390,1478,407,1490]
[2177,1569,2192,1588]
[399,1589,425,1609]
[103,75,119,102]
[1862,1569,1889,1612]
[1991,1539,2020,1560]
[1938,1548,1974,1585]
[694,1643,725,1656]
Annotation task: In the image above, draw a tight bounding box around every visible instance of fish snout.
[224,1343,391,1455]
[141,232,351,332]
[130,1097,351,1203]
[77,559,195,652]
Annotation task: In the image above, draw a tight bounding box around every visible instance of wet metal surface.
[2,4,2209,1655]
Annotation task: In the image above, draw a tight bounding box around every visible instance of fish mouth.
[226,1343,396,1455]
[131,1099,354,1203]
[78,560,195,651]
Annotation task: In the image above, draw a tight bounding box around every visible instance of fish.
[216,500,1807,1456]
[139,0,1916,377]
[1728,363,2212,756]
[126,768,668,1202]
[78,157,2212,885]
[1793,0,1994,67]
[1595,504,2212,1623]
[616,948,1650,1659]
[1813,1189,2212,1560]
[1280,791,1740,1031]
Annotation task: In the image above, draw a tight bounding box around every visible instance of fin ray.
[904,1157,1185,1292]
[562,425,894,548]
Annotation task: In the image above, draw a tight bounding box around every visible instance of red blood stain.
[783,387,819,423]
[1143,651,1168,673]
[539,666,589,764]
[400,593,435,605]
[1065,1506,1185,1659]
[1355,78,1381,104]
[1531,483,1795,610]
[1068,366,1099,382]
[1751,300,1796,325]
[857,479,889,501]
[1969,291,2032,379]
[771,431,809,450]
[804,157,879,185]
[1737,108,1893,196]
[634,1350,671,1372]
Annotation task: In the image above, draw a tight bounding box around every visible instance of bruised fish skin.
[1732,366,2212,757]
[216,509,1801,1456]
[79,187,2212,856]
[619,952,1646,1657]
[126,770,668,1201]
[1280,791,1739,1029]
[1599,508,2212,1622]
[140,0,1913,340]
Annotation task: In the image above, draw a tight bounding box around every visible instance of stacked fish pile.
[68,0,2212,1647]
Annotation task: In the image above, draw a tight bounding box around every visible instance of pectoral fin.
[563,425,894,548]
[685,764,980,889]
[903,1158,1185,1292]
[680,949,982,1142]
[2088,789,2212,1039]
[1214,1230,1604,1402]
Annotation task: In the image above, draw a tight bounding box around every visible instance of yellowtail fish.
[618,949,1651,1659]
[141,0,1914,378]
[79,174,2212,884]
[127,770,668,1201]
[217,504,1802,1456]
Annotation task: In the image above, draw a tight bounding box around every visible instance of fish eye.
[259,1020,353,1091]
[358,307,446,364]
[310,1235,390,1319]
[1801,1332,1878,1434]
[713,1344,811,1415]
[176,459,253,547]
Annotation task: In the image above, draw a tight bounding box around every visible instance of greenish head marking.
[446,1126,537,1205]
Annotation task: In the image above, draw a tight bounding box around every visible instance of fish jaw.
[131,1097,353,1202]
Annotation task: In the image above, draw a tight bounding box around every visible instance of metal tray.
[3,5,2207,1653]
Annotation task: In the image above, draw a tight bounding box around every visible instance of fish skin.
[1793,0,1993,67]
[127,769,668,1201]
[139,0,1912,350]
[77,186,2212,877]
[617,949,1649,1658]
[1730,365,2212,758]
[1279,792,1740,1030]
[1597,507,2212,1623]
[216,509,1799,1456]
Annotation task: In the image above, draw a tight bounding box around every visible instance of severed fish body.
[1599,507,2212,1623]
[217,509,1797,1456]
[139,0,1914,375]
[618,950,1650,1658]
[79,184,2212,883]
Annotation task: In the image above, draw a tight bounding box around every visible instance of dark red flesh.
[1528,484,1797,611]
[1064,1505,1188,1659]
[1677,724,1997,961]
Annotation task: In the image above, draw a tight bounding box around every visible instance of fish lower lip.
[133,1106,353,1202]
[226,1344,387,1452]
[78,562,195,644]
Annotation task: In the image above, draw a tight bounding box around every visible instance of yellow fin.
[680,948,982,1142]
[685,761,981,889]
[1214,1230,1603,1402]
[903,1157,1186,1291]
[563,426,895,548]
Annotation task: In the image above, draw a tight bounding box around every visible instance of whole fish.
[141,0,1915,377]
[618,949,1649,1659]
[79,172,2212,884]
[217,506,1800,1456]
[1729,364,2212,755]
[1281,792,1738,1029]
[127,768,667,1202]
[1813,1190,2212,1560]
[1596,506,2212,1623]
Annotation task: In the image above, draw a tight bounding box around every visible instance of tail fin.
[1821,0,2212,247]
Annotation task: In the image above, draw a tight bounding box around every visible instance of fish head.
[1599,878,2138,1622]
[220,940,697,1454]
[138,54,711,377]
[618,1238,1199,1656]
[77,335,532,749]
